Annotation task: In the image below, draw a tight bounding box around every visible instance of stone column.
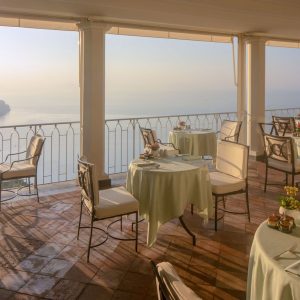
[246,37,266,158]
[237,35,247,144]
[77,20,111,187]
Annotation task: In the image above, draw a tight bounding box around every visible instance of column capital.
[244,35,267,45]
[77,19,111,32]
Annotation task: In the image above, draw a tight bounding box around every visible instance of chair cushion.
[209,171,246,195]
[26,135,44,165]
[156,262,202,300]
[216,141,248,179]
[0,162,36,180]
[268,157,300,173]
[159,145,179,157]
[84,186,138,219]
[220,120,240,142]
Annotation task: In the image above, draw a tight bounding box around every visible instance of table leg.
[179,215,196,246]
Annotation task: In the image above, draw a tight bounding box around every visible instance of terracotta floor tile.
[0,288,13,299]
[46,279,85,300]
[40,258,74,277]
[78,284,113,300]
[91,266,126,290]
[112,290,143,300]
[34,242,65,258]
[0,268,32,291]
[18,274,58,296]
[64,260,98,283]
[118,272,154,295]
[16,255,51,273]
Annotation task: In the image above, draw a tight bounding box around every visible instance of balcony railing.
[0,107,299,183]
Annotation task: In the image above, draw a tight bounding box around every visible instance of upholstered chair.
[140,127,179,157]
[219,120,242,142]
[209,140,250,230]
[151,261,202,300]
[0,134,45,208]
[262,133,300,190]
[272,116,296,137]
[77,158,139,262]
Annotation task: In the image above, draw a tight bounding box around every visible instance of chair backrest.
[26,134,45,166]
[219,120,242,142]
[272,116,295,136]
[151,261,202,300]
[140,127,158,146]
[216,141,249,180]
[77,158,99,211]
[263,134,294,165]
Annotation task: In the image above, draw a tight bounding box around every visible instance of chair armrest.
[158,142,179,151]
[223,133,239,141]
[0,150,27,165]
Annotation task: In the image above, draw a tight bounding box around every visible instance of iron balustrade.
[0,107,298,183]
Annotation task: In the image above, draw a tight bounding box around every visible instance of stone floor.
[0,159,293,299]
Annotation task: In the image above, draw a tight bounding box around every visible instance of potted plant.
[279,186,300,225]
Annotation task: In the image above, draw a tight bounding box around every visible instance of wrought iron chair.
[262,133,300,191]
[139,127,179,156]
[209,140,250,230]
[272,116,295,136]
[219,120,242,142]
[151,260,202,300]
[0,134,45,209]
[77,158,139,262]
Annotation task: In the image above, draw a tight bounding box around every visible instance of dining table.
[168,129,217,158]
[126,156,213,247]
[247,221,300,300]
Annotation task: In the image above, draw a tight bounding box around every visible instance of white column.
[247,37,266,157]
[237,35,247,144]
[78,20,111,186]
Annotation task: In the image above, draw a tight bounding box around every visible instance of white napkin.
[134,161,157,167]
[285,260,300,276]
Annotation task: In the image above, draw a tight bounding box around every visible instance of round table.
[168,130,217,158]
[247,221,300,300]
[126,157,213,246]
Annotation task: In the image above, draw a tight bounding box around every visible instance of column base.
[249,150,265,162]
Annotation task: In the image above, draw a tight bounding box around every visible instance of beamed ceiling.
[1,0,300,40]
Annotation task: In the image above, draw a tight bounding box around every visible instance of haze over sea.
[1,27,300,126]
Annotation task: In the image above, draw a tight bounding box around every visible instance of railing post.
[132,120,136,159]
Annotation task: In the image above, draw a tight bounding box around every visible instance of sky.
[0,26,300,123]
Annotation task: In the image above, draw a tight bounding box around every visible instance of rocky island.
[0,100,10,116]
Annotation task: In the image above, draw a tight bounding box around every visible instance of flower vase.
[279,206,300,226]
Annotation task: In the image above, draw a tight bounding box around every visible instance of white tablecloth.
[126,157,213,246]
[168,130,217,158]
[247,221,300,300]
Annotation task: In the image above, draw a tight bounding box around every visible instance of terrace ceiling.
[1,0,300,41]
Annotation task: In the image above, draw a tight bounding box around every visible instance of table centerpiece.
[279,186,300,225]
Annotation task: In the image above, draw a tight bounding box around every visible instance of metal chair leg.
[222,196,226,208]
[292,174,295,186]
[214,196,218,231]
[87,217,94,263]
[0,181,2,211]
[135,212,138,252]
[77,200,83,240]
[246,190,250,222]
[286,173,288,185]
[191,204,194,215]
[120,216,123,231]
[264,166,268,192]
[28,178,31,194]
[35,176,40,203]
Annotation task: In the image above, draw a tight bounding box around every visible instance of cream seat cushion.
[84,186,138,219]
[209,171,246,194]
[0,162,36,180]
[268,158,300,173]
[156,262,202,300]
[159,145,179,157]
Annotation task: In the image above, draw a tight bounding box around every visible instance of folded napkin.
[285,260,300,276]
[134,161,157,167]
